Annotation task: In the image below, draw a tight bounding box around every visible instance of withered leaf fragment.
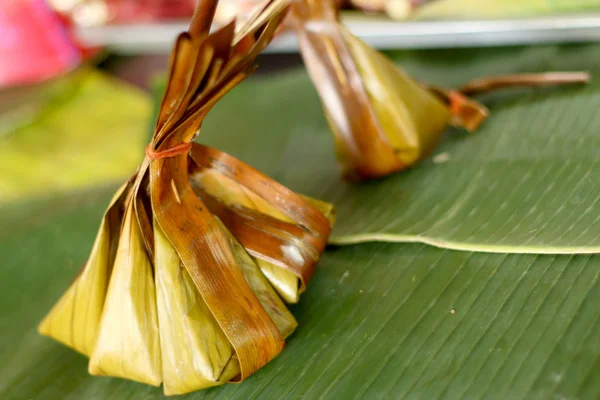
[290,0,589,180]
[38,0,334,396]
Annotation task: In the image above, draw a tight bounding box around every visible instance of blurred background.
[3,0,600,202]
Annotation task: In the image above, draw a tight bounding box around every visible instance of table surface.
[76,12,600,54]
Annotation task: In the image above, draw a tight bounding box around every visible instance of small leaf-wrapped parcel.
[290,0,589,180]
[38,0,334,395]
[289,0,482,180]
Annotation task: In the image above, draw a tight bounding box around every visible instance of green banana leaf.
[0,69,151,205]
[1,188,599,399]
[194,43,600,253]
[414,0,600,19]
[3,44,600,399]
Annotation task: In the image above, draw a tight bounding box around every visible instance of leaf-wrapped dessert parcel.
[37,0,334,395]
[289,0,589,180]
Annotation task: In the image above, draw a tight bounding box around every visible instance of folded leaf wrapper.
[88,195,162,386]
[38,0,334,395]
[290,0,588,180]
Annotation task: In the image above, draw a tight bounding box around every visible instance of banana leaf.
[193,43,600,253]
[0,70,151,204]
[3,42,600,398]
[1,188,599,399]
